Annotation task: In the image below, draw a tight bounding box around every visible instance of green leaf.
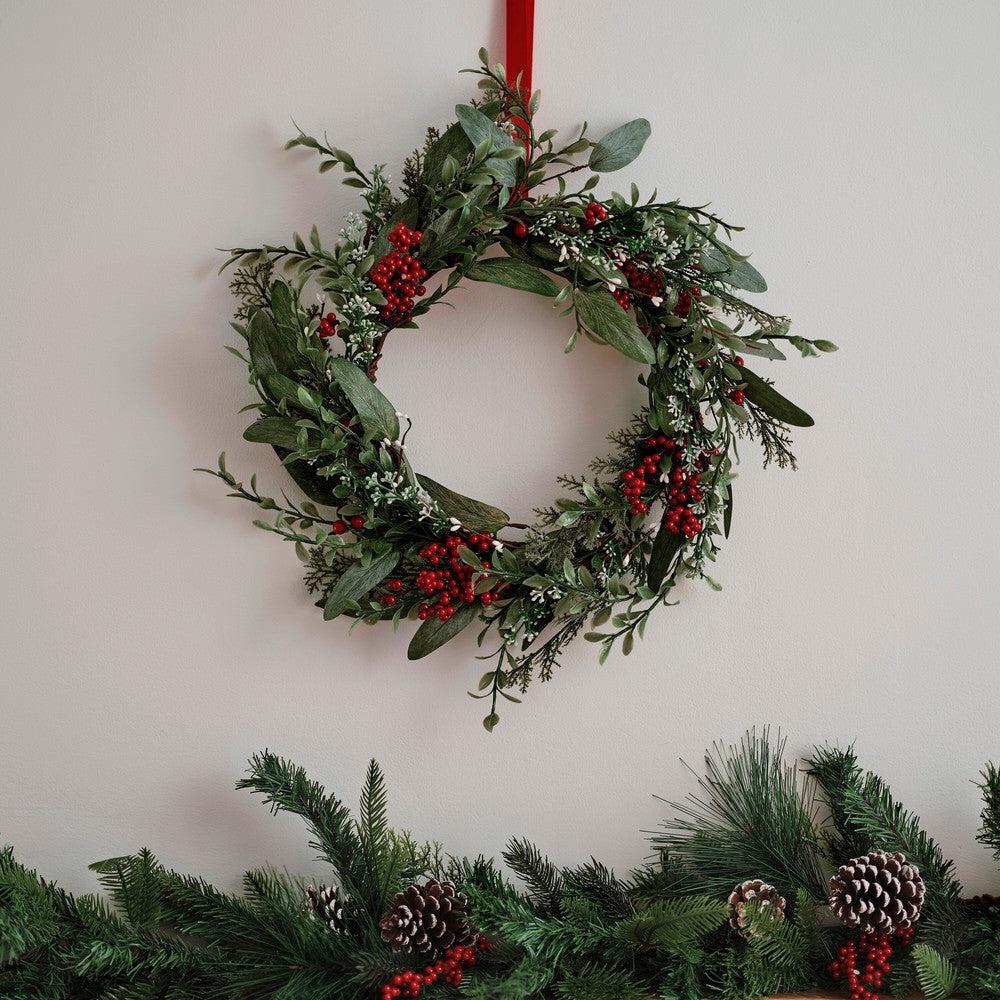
[242,416,301,450]
[416,474,509,532]
[269,279,306,343]
[575,288,656,365]
[421,121,473,186]
[248,308,300,378]
[467,256,558,296]
[589,118,651,172]
[740,367,815,427]
[647,522,685,590]
[454,105,520,186]
[328,357,400,442]
[723,488,733,539]
[701,245,768,293]
[324,550,400,620]
[407,602,479,659]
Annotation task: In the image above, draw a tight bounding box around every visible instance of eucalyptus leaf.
[242,416,301,450]
[324,550,400,620]
[417,474,509,532]
[247,308,300,378]
[454,105,520,186]
[407,601,479,659]
[574,288,656,365]
[589,118,651,172]
[700,245,767,293]
[467,256,558,296]
[647,522,685,591]
[741,367,815,427]
[328,357,400,442]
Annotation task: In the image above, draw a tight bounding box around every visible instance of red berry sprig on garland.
[371,224,428,325]
[415,533,500,621]
[379,937,490,1000]
[828,928,915,1000]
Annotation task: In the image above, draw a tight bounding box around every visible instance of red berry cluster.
[379,937,489,1000]
[378,577,406,608]
[416,533,498,621]
[619,436,668,517]
[583,201,608,227]
[371,224,428,325]
[664,441,713,539]
[332,514,366,535]
[317,311,339,338]
[622,256,665,300]
[612,255,665,312]
[828,928,915,1000]
[674,286,702,317]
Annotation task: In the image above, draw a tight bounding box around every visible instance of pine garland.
[2,733,997,999]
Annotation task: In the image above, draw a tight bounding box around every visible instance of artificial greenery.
[3,731,997,999]
[203,51,835,727]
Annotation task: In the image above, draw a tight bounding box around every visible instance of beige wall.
[1,0,998,894]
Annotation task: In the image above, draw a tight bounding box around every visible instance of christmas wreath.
[205,52,835,726]
[2,731,998,999]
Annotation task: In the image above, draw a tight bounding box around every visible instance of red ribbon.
[505,0,534,102]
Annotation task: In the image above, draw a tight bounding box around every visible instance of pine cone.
[305,883,346,932]
[727,879,787,935]
[829,851,925,933]
[379,879,474,956]
[964,894,1000,918]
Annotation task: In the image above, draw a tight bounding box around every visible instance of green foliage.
[4,736,998,998]
[913,943,961,1000]
[652,729,829,900]
[977,762,1000,864]
[208,52,832,727]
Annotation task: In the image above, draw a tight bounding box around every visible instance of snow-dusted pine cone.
[829,851,925,932]
[727,879,787,934]
[305,883,346,932]
[379,879,475,956]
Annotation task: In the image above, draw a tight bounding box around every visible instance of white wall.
[2,0,999,896]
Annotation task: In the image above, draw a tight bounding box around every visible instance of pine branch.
[977,761,1000,864]
[804,744,874,859]
[502,839,564,915]
[236,751,368,911]
[88,849,163,930]
[912,943,960,1000]
[652,729,830,900]
[615,896,727,960]
[562,860,633,922]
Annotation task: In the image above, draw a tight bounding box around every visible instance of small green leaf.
[323,550,400,620]
[483,711,501,732]
[723,488,734,539]
[740,367,815,427]
[467,256,558,297]
[407,602,479,659]
[589,118,651,172]
[417,474,509,532]
[647,522,685,591]
[575,287,656,365]
[328,357,400,442]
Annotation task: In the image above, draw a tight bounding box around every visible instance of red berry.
[512,221,529,239]
[349,515,365,530]
[332,519,348,535]
[729,388,746,405]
